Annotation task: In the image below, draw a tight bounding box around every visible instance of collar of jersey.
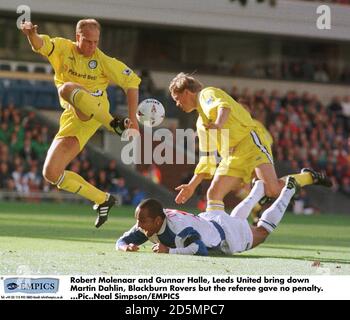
[156,218,167,236]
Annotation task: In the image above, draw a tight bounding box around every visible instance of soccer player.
[20,19,141,227]
[116,177,298,256]
[169,73,331,217]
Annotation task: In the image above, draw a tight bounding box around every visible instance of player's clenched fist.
[20,21,38,36]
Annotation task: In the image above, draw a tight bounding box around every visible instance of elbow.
[116,239,124,251]
[194,240,209,256]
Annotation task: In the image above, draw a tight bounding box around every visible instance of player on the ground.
[20,19,141,227]
[169,73,331,217]
[116,177,298,256]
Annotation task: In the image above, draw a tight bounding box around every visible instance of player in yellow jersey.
[20,19,141,228]
[169,73,332,227]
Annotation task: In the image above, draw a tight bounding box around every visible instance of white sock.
[230,180,265,219]
[257,185,295,233]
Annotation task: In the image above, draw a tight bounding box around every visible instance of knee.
[264,183,282,198]
[42,164,62,185]
[207,185,220,201]
[58,82,80,101]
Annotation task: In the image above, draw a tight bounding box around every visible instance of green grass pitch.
[0,201,349,275]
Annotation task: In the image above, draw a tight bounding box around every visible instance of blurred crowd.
[1,84,350,203]
[217,58,350,85]
[0,104,146,205]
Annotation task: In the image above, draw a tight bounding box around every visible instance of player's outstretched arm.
[126,88,139,132]
[175,173,206,204]
[20,21,43,50]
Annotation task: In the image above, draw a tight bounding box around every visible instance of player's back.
[164,209,222,248]
[197,87,257,148]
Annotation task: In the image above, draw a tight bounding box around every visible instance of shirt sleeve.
[200,88,231,113]
[168,227,208,256]
[32,35,65,58]
[116,224,148,250]
[100,51,141,91]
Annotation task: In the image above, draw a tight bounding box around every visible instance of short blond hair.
[76,19,101,34]
[169,72,203,95]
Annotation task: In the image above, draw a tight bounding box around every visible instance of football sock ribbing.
[206,200,225,212]
[57,170,107,204]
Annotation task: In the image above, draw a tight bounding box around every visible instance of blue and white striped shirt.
[116,209,225,256]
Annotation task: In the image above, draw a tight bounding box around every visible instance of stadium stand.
[0,103,150,205]
[1,0,350,213]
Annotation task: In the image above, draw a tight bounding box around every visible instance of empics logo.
[4,278,59,294]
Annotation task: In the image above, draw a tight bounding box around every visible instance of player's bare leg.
[43,137,81,184]
[231,164,284,218]
[255,163,285,198]
[206,175,243,212]
[43,137,116,228]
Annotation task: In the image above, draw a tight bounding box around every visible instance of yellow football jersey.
[253,119,273,147]
[194,87,258,176]
[196,87,256,150]
[33,35,141,97]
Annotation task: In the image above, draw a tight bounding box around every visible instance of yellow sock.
[251,203,262,219]
[71,89,113,130]
[57,170,107,204]
[206,200,225,211]
[286,173,313,187]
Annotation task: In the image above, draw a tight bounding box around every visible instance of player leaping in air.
[20,19,141,228]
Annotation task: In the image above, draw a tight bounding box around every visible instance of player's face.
[76,27,100,57]
[135,208,162,237]
[172,90,196,113]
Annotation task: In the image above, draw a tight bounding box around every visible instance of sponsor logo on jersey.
[68,68,97,80]
[88,60,97,69]
[206,97,214,105]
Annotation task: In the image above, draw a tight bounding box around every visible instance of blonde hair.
[76,19,101,34]
[169,72,203,95]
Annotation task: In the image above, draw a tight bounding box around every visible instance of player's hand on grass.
[152,243,169,254]
[175,184,195,204]
[122,243,139,252]
[20,21,38,36]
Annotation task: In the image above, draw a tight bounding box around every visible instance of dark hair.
[138,198,165,219]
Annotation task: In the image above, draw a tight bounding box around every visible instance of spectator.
[293,189,320,215]
[131,187,146,206]
[110,177,130,205]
